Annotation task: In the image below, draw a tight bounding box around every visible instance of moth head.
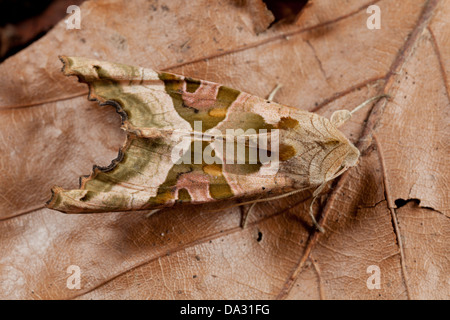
[325,143,360,181]
[343,143,360,168]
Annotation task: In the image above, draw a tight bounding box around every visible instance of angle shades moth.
[47,56,387,232]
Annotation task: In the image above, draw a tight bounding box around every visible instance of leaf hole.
[394,198,420,208]
[264,0,309,25]
[256,230,263,242]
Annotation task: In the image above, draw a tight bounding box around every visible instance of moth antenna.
[350,94,390,115]
[267,84,283,101]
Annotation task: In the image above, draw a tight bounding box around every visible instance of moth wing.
[49,57,256,212]
[49,57,352,213]
[48,134,240,213]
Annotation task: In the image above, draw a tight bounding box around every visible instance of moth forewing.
[48,56,386,232]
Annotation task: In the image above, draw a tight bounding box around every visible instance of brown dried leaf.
[0,0,448,299]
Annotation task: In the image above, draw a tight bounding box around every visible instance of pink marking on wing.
[175,172,212,201]
[182,82,220,110]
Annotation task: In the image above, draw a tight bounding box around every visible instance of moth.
[47,56,386,232]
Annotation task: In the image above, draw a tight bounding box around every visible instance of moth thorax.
[322,143,360,182]
[344,144,360,168]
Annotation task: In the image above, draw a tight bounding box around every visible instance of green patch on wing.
[82,137,170,195]
[185,77,201,93]
[147,141,233,205]
[76,138,234,208]
[89,64,167,128]
[177,188,192,202]
[233,112,276,131]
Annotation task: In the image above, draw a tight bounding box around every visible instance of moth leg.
[209,187,312,227]
[240,201,258,228]
[145,209,160,218]
[237,184,326,232]
[309,183,327,233]
[267,84,283,101]
[238,187,312,228]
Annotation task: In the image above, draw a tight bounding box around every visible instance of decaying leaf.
[0,0,448,300]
